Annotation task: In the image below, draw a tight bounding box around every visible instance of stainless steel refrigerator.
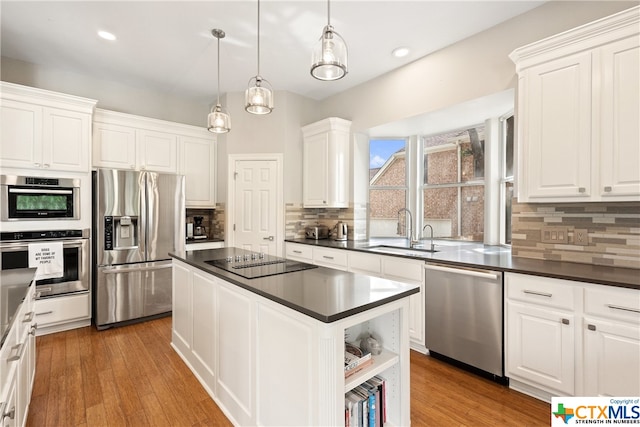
[92,168,185,329]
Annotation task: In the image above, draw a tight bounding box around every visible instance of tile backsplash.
[511,200,640,269]
[285,203,367,240]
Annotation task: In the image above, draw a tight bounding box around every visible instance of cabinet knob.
[1,406,15,422]
[561,318,570,325]
[34,163,41,167]
[603,186,612,192]
[587,324,596,331]
[43,163,50,168]
[578,187,586,193]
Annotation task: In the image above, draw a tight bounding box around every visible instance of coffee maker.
[193,216,207,239]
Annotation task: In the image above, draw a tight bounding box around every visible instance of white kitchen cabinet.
[185,241,224,251]
[0,82,96,173]
[583,285,640,396]
[34,292,91,336]
[510,7,640,202]
[301,117,351,208]
[313,246,348,271]
[93,109,216,206]
[172,258,412,427]
[285,242,313,262]
[505,272,640,401]
[179,135,216,207]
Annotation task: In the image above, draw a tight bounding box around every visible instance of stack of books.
[344,342,373,378]
[344,375,387,427]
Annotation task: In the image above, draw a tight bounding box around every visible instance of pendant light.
[310,0,348,81]
[208,29,231,133]
[245,0,274,114]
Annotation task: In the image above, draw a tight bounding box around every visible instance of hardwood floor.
[27,316,550,426]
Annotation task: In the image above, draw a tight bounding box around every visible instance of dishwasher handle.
[424,263,501,280]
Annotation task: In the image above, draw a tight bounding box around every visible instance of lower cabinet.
[1,282,37,427]
[505,272,640,400]
[172,259,412,426]
[34,292,91,336]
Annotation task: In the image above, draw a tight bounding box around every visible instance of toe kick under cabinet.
[505,272,640,401]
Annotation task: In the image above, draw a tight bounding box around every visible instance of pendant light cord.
[216,35,221,105]
[257,0,261,77]
[327,0,331,26]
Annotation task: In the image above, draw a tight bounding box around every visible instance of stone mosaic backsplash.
[511,200,640,269]
[285,203,367,240]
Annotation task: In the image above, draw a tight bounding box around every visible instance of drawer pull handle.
[603,186,612,192]
[523,290,552,298]
[578,187,586,193]
[36,311,54,316]
[587,324,596,331]
[606,304,640,314]
[293,250,302,254]
[7,344,22,362]
[561,318,570,325]
[323,255,334,260]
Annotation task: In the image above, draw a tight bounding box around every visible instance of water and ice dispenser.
[104,216,139,250]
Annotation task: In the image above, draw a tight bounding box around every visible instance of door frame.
[226,153,284,255]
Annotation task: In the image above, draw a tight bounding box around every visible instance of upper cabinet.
[301,117,351,208]
[510,6,639,202]
[93,109,216,207]
[0,82,96,172]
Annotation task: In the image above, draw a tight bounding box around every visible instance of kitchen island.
[170,247,419,426]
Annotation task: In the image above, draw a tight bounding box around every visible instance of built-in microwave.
[0,175,80,220]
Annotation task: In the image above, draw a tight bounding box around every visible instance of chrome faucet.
[422,224,436,252]
[397,208,419,248]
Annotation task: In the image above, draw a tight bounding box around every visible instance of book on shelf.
[344,375,387,427]
[345,342,372,378]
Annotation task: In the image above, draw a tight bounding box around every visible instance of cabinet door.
[599,36,640,200]
[583,317,640,396]
[519,51,592,201]
[192,271,216,388]
[303,133,328,207]
[172,261,192,351]
[0,99,42,169]
[179,136,215,207]
[506,300,575,395]
[93,122,137,169]
[42,108,91,172]
[137,129,177,173]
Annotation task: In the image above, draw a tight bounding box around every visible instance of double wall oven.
[0,229,90,298]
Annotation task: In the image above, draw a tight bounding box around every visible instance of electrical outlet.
[541,226,569,244]
[574,229,589,246]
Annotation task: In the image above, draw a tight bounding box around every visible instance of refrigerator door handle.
[102,264,172,274]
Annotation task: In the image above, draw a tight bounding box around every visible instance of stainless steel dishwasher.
[424,263,505,382]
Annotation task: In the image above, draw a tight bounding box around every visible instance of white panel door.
[232,160,278,255]
[599,36,640,199]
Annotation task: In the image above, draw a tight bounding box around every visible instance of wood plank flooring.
[27,316,550,426]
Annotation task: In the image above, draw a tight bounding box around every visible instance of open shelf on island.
[344,348,399,393]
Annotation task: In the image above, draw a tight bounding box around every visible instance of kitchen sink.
[363,245,439,257]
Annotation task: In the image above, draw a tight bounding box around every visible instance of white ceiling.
[1,1,544,104]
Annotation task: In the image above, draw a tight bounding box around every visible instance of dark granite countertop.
[285,238,640,290]
[1,268,36,348]
[170,247,420,323]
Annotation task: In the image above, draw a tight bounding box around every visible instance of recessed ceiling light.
[98,30,116,41]
[392,47,410,58]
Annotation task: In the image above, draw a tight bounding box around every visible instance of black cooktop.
[205,251,317,279]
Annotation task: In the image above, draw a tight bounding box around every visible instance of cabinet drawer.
[35,293,90,326]
[313,247,348,270]
[584,285,640,324]
[506,273,578,310]
[348,252,382,276]
[286,243,313,261]
[383,257,424,283]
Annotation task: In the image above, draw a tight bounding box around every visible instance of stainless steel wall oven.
[1,175,80,220]
[0,229,89,298]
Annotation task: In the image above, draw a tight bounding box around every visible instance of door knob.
[263,236,274,241]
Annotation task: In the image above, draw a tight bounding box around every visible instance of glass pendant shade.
[311,24,348,81]
[245,76,274,115]
[207,104,231,134]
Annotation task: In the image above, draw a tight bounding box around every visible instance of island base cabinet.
[171,259,412,426]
